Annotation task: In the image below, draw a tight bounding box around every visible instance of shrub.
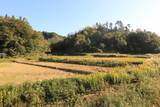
[0,53,7,58]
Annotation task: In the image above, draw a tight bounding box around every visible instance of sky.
[0,0,160,36]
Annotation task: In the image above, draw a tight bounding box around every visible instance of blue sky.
[0,0,160,35]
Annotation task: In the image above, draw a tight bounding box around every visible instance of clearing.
[0,60,111,86]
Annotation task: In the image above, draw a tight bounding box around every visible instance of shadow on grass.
[15,61,92,75]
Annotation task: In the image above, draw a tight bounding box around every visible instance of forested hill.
[51,21,160,54]
[0,16,48,56]
[0,16,160,56]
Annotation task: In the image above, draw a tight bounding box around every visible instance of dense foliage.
[0,16,159,55]
[42,31,62,40]
[51,21,160,54]
[0,16,48,56]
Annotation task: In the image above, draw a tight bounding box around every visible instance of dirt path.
[0,61,112,86]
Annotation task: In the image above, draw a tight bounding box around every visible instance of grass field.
[0,53,159,107]
[39,54,146,67]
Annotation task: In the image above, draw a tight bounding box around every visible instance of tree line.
[0,16,160,56]
[51,21,160,54]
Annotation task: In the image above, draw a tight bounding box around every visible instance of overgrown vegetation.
[39,55,144,67]
[0,56,159,106]
[83,72,160,107]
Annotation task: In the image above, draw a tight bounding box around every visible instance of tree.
[0,16,47,56]
[115,20,124,31]
[126,32,160,53]
[50,21,160,54]
[109,22,113,30]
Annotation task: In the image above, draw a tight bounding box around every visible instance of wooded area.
[1,16,160,56]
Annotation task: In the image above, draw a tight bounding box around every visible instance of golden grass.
[0,53,159,106]
[0,61,112,86]
[46,55,145,62]
[0,62,80,86]
[0,53,154,86]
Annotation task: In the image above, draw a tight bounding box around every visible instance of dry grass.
[0,53,152,86]
[0,60,112,86]
[47,55,145,62]
[39,55,146,66]
[35,61,112,72]
[0,62,77,86]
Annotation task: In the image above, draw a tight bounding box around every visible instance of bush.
[89,94,123,107]
[0,53,7,58]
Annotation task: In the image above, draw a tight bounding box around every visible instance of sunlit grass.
[39,55,145,67]
[0,53,159,106]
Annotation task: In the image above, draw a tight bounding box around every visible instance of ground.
[0,60,111,86]
[0,53,159,106]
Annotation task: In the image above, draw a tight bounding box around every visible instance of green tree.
[0,16,47,56]
[126,32,160,53]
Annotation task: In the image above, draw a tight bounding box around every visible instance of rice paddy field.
[0,53,160,107]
